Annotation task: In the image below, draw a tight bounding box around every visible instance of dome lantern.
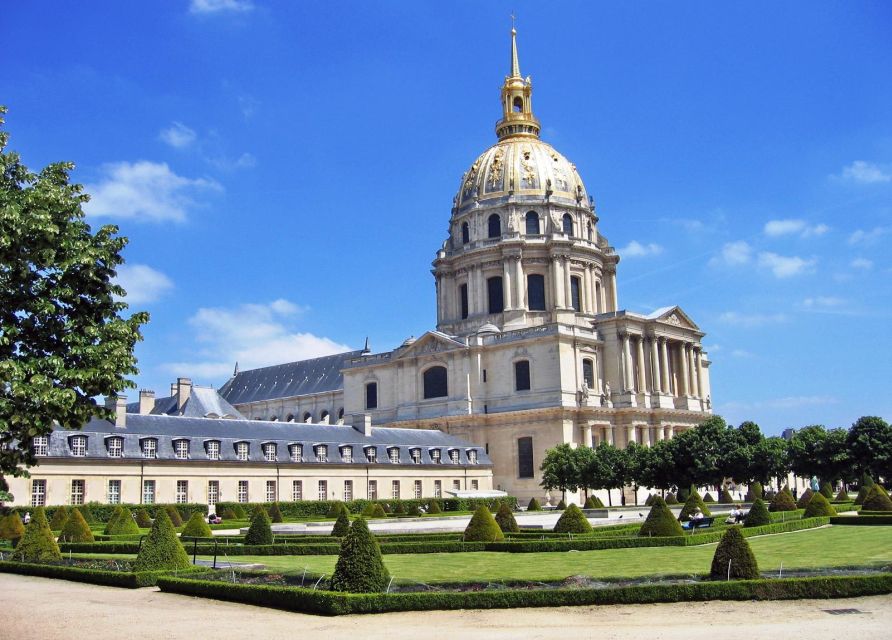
[496,27,540,141]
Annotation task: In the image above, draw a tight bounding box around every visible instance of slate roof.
[126,386,245,420]
[218,350,365,405]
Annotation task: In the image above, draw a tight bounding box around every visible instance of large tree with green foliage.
[749,436,790,486]
[787,425,852,483]
[845,416,891,479]
[539,443,584,502]
[581,442,630,506]
[0,108,148,488]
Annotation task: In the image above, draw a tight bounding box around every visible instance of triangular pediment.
[648,306,700,331]
[395,331,466,359]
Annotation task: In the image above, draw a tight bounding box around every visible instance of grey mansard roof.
[126,386,245,420]
[218,350,366,405]
[38,413,491,467]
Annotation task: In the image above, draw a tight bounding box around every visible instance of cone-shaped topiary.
[381,503,391,514]
[638,497,684,537]
[861,485,892,511]
[796,488,814,510]
[427,500,442,514]
[135,508,153,528]
[720,488,734,504]
[251,504,266,519]
[0,512,25,545]
[330,517,389,593]
[555,499,567,510]
[132,509,190,571]
[710,526,759,580]
[102,506,122,535]
[79,503,98,524]
[743,498,771,527]
[221,508,238,520]
[665,492,678,505]
[106,507,140,535]
[267,503,284,523]
[553,504,593,534]
[745,482,763,502]
[819,482,834,499]
[393,502,407,515]
[678,490,711,520]
[331,510,351,536]
[587,495,605,508]
[244,509,273,545]
[232,504,247,519]
[14,507,61,563]
[326,502,347,518]
[703,492,715,503]
[371,503,387,518]
[644,494,654,506]
[407,504,422,516]
[494,503,520,533]
[803,492,838,517]
[769,487,797,512]
[526,497,542,511]
[49,505,70,530]
[463,505,505,542]
[361,503,376,517]
[181,512,213,538]
[165,505,184,527]
[58,508,95,543]
[834,487,850,502]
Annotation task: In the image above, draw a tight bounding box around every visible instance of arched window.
[587,222,593,241]
[285,413,294,423]
[527,274,546,311]
[487,214,501,239]
[303,412,312,423]
[562,213,574,236]
[423,366,448,399]
[514,360,531,391]
[320,410,330,423]
[365,382,378,409]
[525,211,540,235]
[461,221,470,244]
[337,407,344,420]
[513,96,523,112]
[487,276,504,314]
[570,276,582,312]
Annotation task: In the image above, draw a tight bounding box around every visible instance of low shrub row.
[829,515,892,525]
[213,497,517,520]
[156,572,892,616]
[0,560,197,588]
[12,503,208,525]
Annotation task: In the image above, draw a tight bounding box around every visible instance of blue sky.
[3,1,891,435]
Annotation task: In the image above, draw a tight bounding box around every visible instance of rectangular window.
[365,447,377,463]
[70,435,86,457]
[266,480,276,502]
[391,480,400,499]
[487,276,504,314]
[430,449,441,464]
[316,445,328,463]
[174,440,189,460]
[468,450,478,464]
[318,480,327,501]
[413,480,422,499]
[518,436,534,478]
[292,480,303,501]
[389,448,400,464]
[449,449,460,464]
[176,480,188,504]
[108,479,121,505]
[344,480,353,501]
[514,360,531,391]
[290,444,303,462]
[142,439,156,459]
[143,480,155,504]
[236,442,249,461]
[434,480,442,498]
[460,283,469,319]
[70,479,85,505]
[33,435,49,456]
[410,449,421,464]
[570,276,581,312]
[263,443,277,462]
[31,479,46,507]
[368,480,377,500]
[527,274,546,311]
[237,480,249,503]
[471,479,479,491]
[453,479,461,490]
[108,437,123,458]
[207,440,220,460]
[341,446,353,463]
[208,480,220,505]
[365,382,378,409]
[582,358,595,389]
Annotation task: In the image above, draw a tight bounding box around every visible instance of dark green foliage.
[221,508,239,520]
[0,561,170,588]
[427,500,442,514]
[862,473,876,488]
[584,495,605,508]
[834,487,850,502]
[79,503,98,524]
[745,482,763,502]
[677,486,691,502]
[553,504,593,534]
[555,499,567,510]
[0,512,25,544]
[381,503,392,514]
[394,502,407,515]
[803,492,838,517]
[49,505,70,530]
[371,504,387,518]
[232,504,247,519]
[165,505,184,527]
[13,507,61,562]
[331,511,351,537]
[769,487,798,512]
[267,503,284,523]
[494,503,519,533]
[181,512,213,538]
[102,506,122,534]
[643,494,654,506]
[361,503,376,517]
[251,504,266,519]
[709,527,759,580]
[407,504,422,517]
[462,505,505,542]
[796,488,814,509]
[131,509,190,572]
[664,492,678,505]
[720,488,734,504]
[638,497,684,537]
[703,492,715,503]
[106,507,140,535]
[244,510,273,546]
[58,508,94,543]
[135,508,153,528]
[678,490,711,520]
[743,499,770,527]
[326,502,347,519]
[819,482,834,499]
[526,497,542,511]
[861,485,892,511]
[330,517,389,593]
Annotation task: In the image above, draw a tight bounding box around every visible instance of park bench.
[680,516,715,531]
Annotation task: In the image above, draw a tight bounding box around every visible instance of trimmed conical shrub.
[106,507,140,535]
[407,504,422,516]
[584,496,597,509]
[361,503,376,517]
[371,503,387,518]
[244,509,273,545]
[703,492,715,503]
[861,485,892,511]
[494,503,519,533]
[330,518,389,593]
[326,502,347,518]
[0,512,25,545]
[181,512,213,538]
[678,490,711,520]
[232,504,247,519]
[165,505,184,527]
[819,482,834,499]
[221,508,238,520]
[103,506,122,535]
[665,492,678,505]
[58,508,95,543]
[769,487,797,512]
[834,487,850,502]
[331,511,351,537]
[463,505,504,542]
[267,503,284,523]
[585,495,605,508]
[745,482,763,502]
[427,500,442,514]
[79,503,98,524]
[743,498,770,527]
[49,505,70,530]
[638,497,684,537]
[720,488,734,504]
[135,508,153,528]
[526,497,542,511]
[796,488,814,510]
[393,502,407,515]
[553,504,593,534]
[14,507,61,563]
[803,492,837,517]
[710,527,759,580]
[555,499,567,510]
[380,503,391,514]
[132,509,190,571]
[251,504,266,518]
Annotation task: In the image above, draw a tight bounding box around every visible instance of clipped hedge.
[13,502,207,525]
[213,497,518,519]
[0,561,189,588]
[829,515,892,525]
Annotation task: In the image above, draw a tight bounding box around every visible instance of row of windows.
[29,477,482,506]
[460,212,592,243]
[458,273,584,319]
[34,435,478,465]
[261,408,345,423]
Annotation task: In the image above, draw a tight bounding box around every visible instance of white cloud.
[619,240,663,258]
[710,241,752,267]
[718,311,789,328]
[848,226,891,246]
[165,300,350,379]
[836,160,891,184]
[189,0,253,14]
[208,151,257,171]
[763,219,829,238]
[113,264,174,304]
[803,296,845,308]
[850,258,873,270]
[159,122,197,149]
[757,252,816,278]
[84,161,222,222]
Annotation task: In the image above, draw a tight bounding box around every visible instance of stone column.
[626,425,637,446]
[593,350,603,394]
[610,270,618,311]
[582,267,592,313]
[502,260,513,310]
[564,257,573,310]
[666,425,675,439]
[655,426,664,442]
[660,338,671,395]
[599,277,607,313]
[636,336,647,393]
[477,267,486,315]
[582,422,593,448]
[604,426,614,445]
[679,343,690,397]
[514,256,525,310]
[695,348,704,399]
[622,333,634,392]
[552,258,565,309]
[650,337,662,393]
[689,346,699,397]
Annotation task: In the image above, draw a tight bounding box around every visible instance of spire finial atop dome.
[496,25,540,140]
[510,21,521,78]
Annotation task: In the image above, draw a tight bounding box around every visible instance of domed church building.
[225,29,714,503]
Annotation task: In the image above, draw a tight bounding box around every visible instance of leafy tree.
[0,108,148,488]
[13,507,61,562]
[131,509,190,571]
[540,443,584,502]
[583,442,629,506]
[633,439,676,493]
[330,517,389,593]
[670,416,732,490]
[181,512,212,538]
[58,508,94,542]
[846,416,892,479]
[788,426,852,484]
[749,436,790,486]
[710,527,759,580]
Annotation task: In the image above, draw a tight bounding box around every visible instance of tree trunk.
[607,489,613,506]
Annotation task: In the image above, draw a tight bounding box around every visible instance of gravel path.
[2,573,891,639]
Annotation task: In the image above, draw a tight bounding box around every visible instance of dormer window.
[388,447,400,464]
[33,435,48,456]
[107,436,123,458]
[141,438,157,459]
[263,442,277,462]
[449,449,460,464]
[430,448,441,464]
[365,446,377,463]
[70,435,87,457]
[235,441,249,461]
[315,444,328,463]
[410,448,421,465]
[289,443,303,462]
[341,446,353,463]
[173,439,190,460]
[468,449,478,465]
[206,440,220,460]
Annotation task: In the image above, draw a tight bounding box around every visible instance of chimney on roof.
[352,413,372,437]
[176,377,192,412]
[138,389,155,415]
[170,383,177,397]
[105,394,127,428]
